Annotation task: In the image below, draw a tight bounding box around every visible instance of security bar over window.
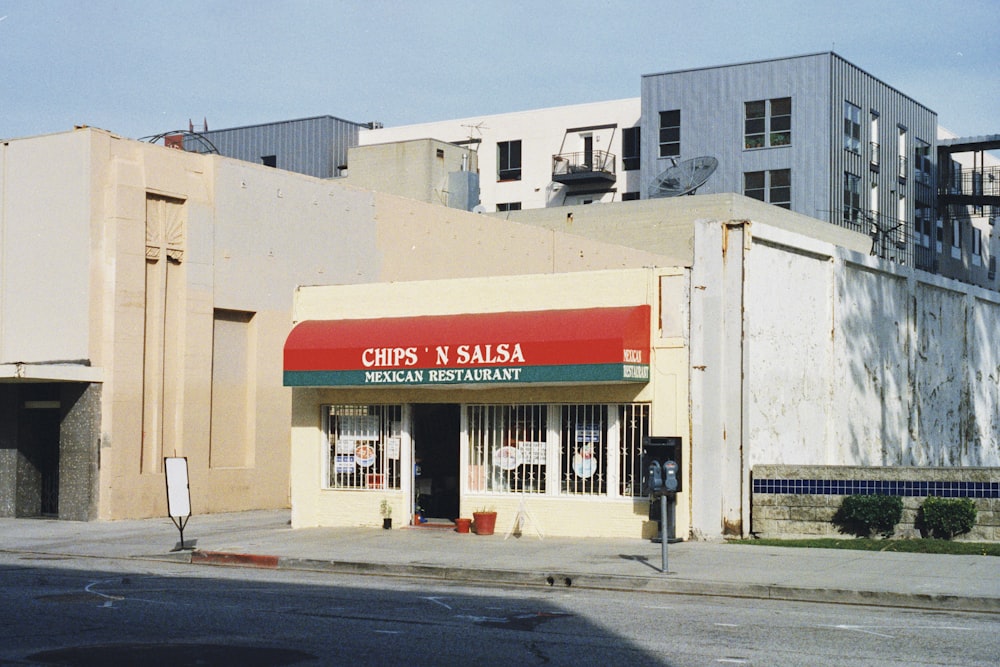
[325,405,402,490]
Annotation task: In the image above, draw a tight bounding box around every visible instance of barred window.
[325,405,402,490]
[467,405,548,493]
[467,403,649,498]
[618,404,650,497]
[561,405,607,495]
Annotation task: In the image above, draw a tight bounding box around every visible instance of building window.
[497,140,522,181]
[914,139,931,185]
[769,97,791,146]
[843,172,862,225]
[561,405,607,495]
[897,192,907,247]
[951,219,962,259]
[658,110,680,158]
[870,111,880,168]
[973,228,983,267]
[744,169,791,208]
[898,126,908,181]
[745,97,791,149]
[466,403,649,497]
[467,404,548,493]
[936,218,944,253]
[622,191,640,201]
[617,404,649,497]
[261,155,277,168]
[496,202,521,212]
[622,126,641,171]
[915,203,933,248]
[324,405,402,490]
[843,102,861,153]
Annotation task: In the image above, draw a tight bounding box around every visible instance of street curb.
[156,550,1000,614]
[191,551,279,568]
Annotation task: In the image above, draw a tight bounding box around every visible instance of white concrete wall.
[362,99,641,211]
[692,218,1000,539]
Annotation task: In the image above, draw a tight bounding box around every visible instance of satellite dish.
[648,156,718,198]
[471,204,487,214]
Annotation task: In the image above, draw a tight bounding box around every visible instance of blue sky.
[1,0,997,141]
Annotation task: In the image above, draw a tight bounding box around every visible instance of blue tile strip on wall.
[752,479,1000,498]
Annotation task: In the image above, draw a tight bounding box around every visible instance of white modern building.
[361,98,642,212]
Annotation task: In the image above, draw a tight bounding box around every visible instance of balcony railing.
[839,207,924,269]
[551,150,616,185]
[938,165,1000,208]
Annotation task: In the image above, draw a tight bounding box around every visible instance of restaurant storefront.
[284,269,689,539]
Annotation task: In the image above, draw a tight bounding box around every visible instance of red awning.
[283,305,651,388]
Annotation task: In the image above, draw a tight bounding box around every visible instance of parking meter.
[663,459,678,493]
[642,437,682,566]
[641,436,682,499]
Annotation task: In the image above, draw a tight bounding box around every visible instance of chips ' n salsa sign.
[283,306,650,387]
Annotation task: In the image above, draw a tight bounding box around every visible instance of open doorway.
[17,385,61,517]
[412,404,460,521]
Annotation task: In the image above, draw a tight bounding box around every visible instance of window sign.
[334,455,356,474]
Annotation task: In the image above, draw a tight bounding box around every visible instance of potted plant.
[380,499,392,530]
[472,508,497,536]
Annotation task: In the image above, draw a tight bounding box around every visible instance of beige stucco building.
[0,127,663,521]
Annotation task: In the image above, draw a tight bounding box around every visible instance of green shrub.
[917,497,977,539]
[833,495,903,538]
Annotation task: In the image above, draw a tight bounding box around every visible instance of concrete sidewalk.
[2,510,997,613]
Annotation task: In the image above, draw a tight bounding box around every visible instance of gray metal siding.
[199,116,365,179]
[642,54,833,221]
[640,53,937,235]
[829,54,938,241]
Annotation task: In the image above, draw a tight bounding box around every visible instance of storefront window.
[467,405,548,493]
[618,403,650,498]
[561,405,607,495]
[467,403,650,498]
[324,405,402,490]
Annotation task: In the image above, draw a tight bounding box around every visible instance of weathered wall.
[693,220,1000,540]
[744,228,1000,471]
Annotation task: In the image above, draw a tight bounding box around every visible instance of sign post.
[164,457,192,551]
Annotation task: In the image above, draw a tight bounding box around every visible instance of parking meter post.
[660,492,669,573]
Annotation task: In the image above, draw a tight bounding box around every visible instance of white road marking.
[831,624,894,638]
[421,596,452,610]
[85,579,125,608]
[714,623,740,627]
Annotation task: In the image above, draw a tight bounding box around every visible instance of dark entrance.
[18,385,62,517]
[412,404,460,521]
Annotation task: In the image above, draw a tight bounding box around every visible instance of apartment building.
[360,98,643,212]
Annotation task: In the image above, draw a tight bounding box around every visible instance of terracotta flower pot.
[472,511,497,536]
[454,517,472,533]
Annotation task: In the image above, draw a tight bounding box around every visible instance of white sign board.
[164,457,191,519]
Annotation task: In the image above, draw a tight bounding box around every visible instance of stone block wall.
[751,465,1000,541]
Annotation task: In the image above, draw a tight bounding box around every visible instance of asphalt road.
[1,553,997,666]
